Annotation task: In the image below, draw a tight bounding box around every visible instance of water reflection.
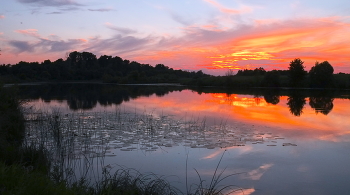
[287,91,306,116]
[309,91,334,115]
[14,83,350,118]
[263,91,280,105]
[16,83,186,110]
[15,83,350,194]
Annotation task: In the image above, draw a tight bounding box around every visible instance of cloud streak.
[9,40,34,53]
[17,0,82,7]
[7,27,153,61]
[85,35,155,58]
[105,23,137,34]
[4,14,350,74]
[15,29,41,38]
[9,38,87,54]
[203,0,252,14]
[47,11,63,14]
[88,8,114,12]
[9,29,87,54]
[130,16,350,72]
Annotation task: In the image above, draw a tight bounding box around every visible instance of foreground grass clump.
[96,167,180,195]
[0,162,77,195]
[0,162,180,195]
[0,85,25,149]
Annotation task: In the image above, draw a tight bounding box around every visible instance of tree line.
[0,51,210,84]
[229,58,337,88]
[1,52,350,88]
[193,58,350,89]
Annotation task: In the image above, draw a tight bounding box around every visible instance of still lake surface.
[15,83,350,195]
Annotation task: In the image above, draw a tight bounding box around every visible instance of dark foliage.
[288,58,307,87]
[309,61,334,88]
[0,85,51,174]
[0,86,25,146]
[261,70,280,88]
[236,67,266,76]
[1,53,350,89]
[0,51,210,84]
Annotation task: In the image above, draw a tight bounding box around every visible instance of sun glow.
[93,16,350,74]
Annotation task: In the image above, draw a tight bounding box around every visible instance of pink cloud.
[0,15,5,19]
[203,0,252,14]
[15,29,41,38]
[132,16,350,73]
[3,16,350,74]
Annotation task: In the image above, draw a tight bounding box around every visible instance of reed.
[186,150,244,195]
[97,165,180,195]
[4,102,245,195]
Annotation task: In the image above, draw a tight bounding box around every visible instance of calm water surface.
[18,83,350,195]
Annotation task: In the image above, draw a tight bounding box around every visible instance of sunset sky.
[1,0,350,75]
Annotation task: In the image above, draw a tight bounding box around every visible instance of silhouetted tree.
[287,91,306,116]
[225,69,235,87]
[155,64,168,70]
[98,55,112,68]
[309,61,334,88]
[225,69,235,77]
[288,58,307,87]
[236,67,266,76]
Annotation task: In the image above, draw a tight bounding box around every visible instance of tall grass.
[0,85,50,173]
[0,162,76,195]
[0,85,243,195]
[97,166,180,195]
[187,151,243,195]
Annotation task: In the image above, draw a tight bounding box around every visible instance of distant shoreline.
[3,81,185,87]
[4,80,350,91]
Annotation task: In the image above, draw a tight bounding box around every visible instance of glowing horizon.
[1,0,350,75]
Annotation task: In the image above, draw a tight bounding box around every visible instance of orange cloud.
[4,15,350,74]
[78,38,88,42]
[206,18,350,70]
[132,17,350,73]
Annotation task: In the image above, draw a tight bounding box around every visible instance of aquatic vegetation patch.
[22,107,296,194]
[25,109,294,158]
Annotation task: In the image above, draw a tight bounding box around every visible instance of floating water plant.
[22,106,295,194]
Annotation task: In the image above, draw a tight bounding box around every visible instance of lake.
[15,83,350,195]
